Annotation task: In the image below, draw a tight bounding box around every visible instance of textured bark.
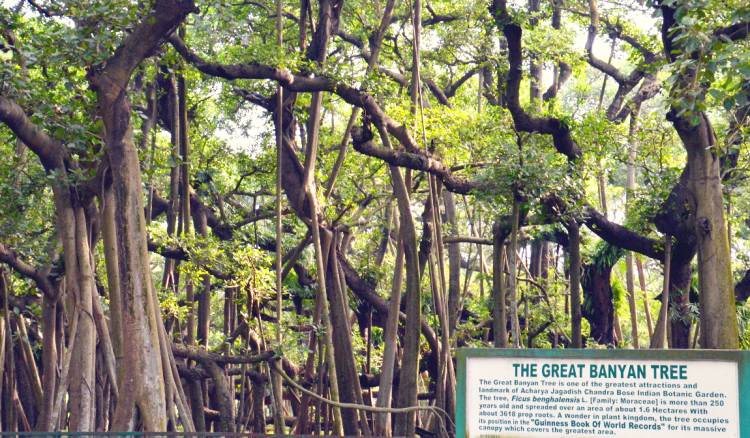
[582,259,616,345]
[683,124,738,348]
[508,197,521,348]
[390,144,422,438]
[375,216,404,436]
[568,222,583,348]
[444,191,462,334]
[101,86,168,429]
[659,2,739,349]
[651,236,672,349]
[59,195,96,432]
[35,294,57,431]
[101,186,123,382]
[324,231,367,435]
[90,1,197,427]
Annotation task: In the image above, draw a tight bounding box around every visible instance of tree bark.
[508,196,521,348]
[492,224,507,348]
[375,215,404,436]
[660,2,739,349]
[568,222,583,348]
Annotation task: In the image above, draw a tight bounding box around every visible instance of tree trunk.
[95,79,169,432]
[669,261,692,349]
[61,198,97,432]
[101,186,124,382]
[324,231,367,436]
[568,222,583,348]
[390,163,422,438]
[375,215,404,436]
[682,120,738,349]
[444,191,462,334]
[581,260,616,345]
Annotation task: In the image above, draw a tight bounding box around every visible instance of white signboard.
[464,356,740,437]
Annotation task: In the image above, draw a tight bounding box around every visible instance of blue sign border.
[456,348,750,438]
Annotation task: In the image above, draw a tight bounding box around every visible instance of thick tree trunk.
[101,87,167,429]
[684,128,738,349]
[669,261,692,349]
[35,293,57,431]
[90,2,195,429]
[660,3,739,349]
[582,260,616,345]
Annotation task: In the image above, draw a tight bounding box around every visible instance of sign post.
[457,349,750,438]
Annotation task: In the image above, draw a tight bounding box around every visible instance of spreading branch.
[583,207,662,260]
[0,243,56,298]
[171,343,275,365]
[351,124,480,194]
[170,36,424,155]
[490,3,582,161]
[0,96,67,171]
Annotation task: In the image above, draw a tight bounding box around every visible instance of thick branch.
[583,207,662,260]
[171,36,424,154]
[490,11,581,161]
[90,0,197,90]
[0,96,66,171]
[171,343,274,365]
[443,236,492,245]
[351,125,480,194]
[0,243,55,297]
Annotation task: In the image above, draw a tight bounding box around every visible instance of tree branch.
[172,343,274,365]
[489,3,581,161]
[89,0,197,91]
[0,243,56,298]
[170,36,425,156]
[351,124,480,194]
[583,207,663,260]
[0,96,67,171]
[714,21,750,42]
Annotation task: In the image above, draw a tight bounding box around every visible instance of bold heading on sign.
[511,362,688,380]
[457,349,750,438]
